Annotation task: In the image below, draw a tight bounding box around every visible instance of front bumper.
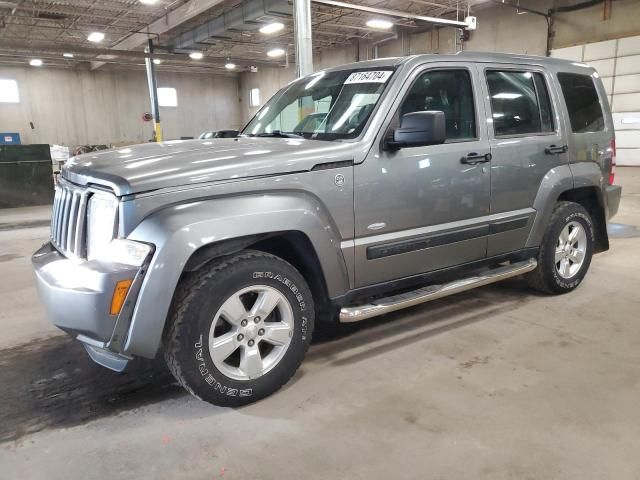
[32,242,146,371]
[605,184,622,220]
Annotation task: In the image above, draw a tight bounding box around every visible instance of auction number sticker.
[345,70,393,84]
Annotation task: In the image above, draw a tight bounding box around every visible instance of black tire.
[527,201,595,294]
[164,250,314,406]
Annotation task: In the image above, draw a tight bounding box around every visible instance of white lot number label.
[345,70,392,84]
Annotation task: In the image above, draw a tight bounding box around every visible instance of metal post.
[293,0,313,78]
[144,39,163,142]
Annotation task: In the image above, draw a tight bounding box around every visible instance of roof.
[321,50,596,73]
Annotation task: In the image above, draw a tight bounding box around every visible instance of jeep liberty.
[33,52,622,406]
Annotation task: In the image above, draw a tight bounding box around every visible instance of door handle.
[461,152,492,165]
[545,144,568,155]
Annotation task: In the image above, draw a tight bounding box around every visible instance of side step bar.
[339,259,537,323]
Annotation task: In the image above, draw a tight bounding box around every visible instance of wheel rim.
[555,221,587,279]
[208,285,294,381]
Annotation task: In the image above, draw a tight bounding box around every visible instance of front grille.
[51,182,89,258]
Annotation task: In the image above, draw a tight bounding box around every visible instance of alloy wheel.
[208,285,294,381]
[555,221,587,279]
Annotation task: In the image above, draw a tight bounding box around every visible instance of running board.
[339,259,537,323]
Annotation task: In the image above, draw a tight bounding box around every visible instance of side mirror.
[385,111,446,150]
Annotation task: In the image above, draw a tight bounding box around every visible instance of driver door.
[353,63,491,287]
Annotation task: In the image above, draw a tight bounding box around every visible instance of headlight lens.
[86,192,118,260]
[95,239,152,267]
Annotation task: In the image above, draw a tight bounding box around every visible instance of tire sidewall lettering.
[190,267,311,396]
[193,334,253,397]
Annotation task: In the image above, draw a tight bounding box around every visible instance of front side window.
[397,69,476,141]
[242,68,395,141]
[557,72,604,133]
[486,70,554,136]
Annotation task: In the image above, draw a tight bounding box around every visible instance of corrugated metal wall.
[552,36,640,166]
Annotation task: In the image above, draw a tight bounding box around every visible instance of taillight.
[609,137,616,185]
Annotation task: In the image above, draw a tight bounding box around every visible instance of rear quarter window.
[557,72,605,133]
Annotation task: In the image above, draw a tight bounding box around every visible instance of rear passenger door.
[477,64,569,256]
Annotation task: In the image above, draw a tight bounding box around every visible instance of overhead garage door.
[551,36,640,166]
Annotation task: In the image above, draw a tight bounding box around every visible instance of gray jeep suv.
[33,52,621,406]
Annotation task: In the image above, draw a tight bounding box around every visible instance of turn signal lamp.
[110,279,133,315]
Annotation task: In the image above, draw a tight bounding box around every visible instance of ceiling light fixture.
[29,59,43,67]
[225,63,236,69]
[189,52,203,60]
[153,58,162,65]
[63,53,74,58]
[87,31,105,42]
[267,48,285,58]
[139,0,159,4]
[366,18,394,29]
[259,22,284,34]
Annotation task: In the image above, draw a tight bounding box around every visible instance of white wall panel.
[587,58,615,76]
[616,55,640,75]
[551,45,583,61]
[614,74,640,94]
[583,39,617,61]
[616,130,640,148]
[601,76,614,94]
[617,36,640,56]
[616,150,639,166]
[613,112,640,130]
[612,93,640,112]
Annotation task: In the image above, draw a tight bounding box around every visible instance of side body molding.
[124,193,350,358]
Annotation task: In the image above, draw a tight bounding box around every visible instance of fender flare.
[123,192,350,358]
[525,162,605,248]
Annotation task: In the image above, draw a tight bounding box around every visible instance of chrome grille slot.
[50,182,90,258]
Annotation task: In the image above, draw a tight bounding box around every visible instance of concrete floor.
[1,168,639,480]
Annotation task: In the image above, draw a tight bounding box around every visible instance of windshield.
[242,68,396,141]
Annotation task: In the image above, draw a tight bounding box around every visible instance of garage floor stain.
[0,336,182,443]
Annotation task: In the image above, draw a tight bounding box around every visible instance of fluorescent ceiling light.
[29,59,43,67]
[139,0,158,4]
[153,58,162,65]
[87,31,105,42]
[63,53,74,58]
[225,63,236,69]
[259,22,284,34]
[267,48,285,58]
[189,52,203,60]
[366,18,393,29]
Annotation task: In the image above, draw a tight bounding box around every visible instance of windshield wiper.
[256,131,302,139]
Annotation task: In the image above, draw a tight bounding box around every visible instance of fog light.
[110,279,133,315]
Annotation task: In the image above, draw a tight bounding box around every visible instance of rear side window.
[486,70,554,136]
[557,73,604,133]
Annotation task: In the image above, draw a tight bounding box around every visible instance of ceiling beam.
[0,39,283,67]
[90,0,228,70]
[311,0,469,28]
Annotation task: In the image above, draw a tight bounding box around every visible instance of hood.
[63,138,357,196]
